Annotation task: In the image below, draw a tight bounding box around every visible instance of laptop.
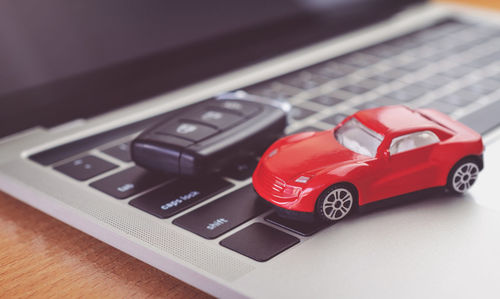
[2,0,500,297]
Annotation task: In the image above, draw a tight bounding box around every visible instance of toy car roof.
[353,105,442,136]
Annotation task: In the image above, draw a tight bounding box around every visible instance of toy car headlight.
[295,176,311,184]
[283,185,302,197]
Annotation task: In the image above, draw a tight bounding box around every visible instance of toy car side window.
[389,130,439,155]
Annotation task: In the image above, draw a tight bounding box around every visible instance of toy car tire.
[447,158,480,194]
[316,184,357,223]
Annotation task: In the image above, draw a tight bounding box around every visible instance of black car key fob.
[131,91,290,176]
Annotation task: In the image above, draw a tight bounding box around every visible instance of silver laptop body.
[1,2,500,298]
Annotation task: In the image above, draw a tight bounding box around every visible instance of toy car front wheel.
[316,184,357,223]
[447,159,480,194]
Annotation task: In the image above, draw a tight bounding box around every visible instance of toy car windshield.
[334,117,383,157]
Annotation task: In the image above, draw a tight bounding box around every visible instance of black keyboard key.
[399,61,428,72]
[363,44,403,58]
[173,185,269,239]
[424,51,451,62]
[355,79,385,90]
[223,157,258,181]
[309,95,343,107]
[440,66,476,79]
[422,22,469,39]
[465,79,499,95]
[279,72,330,90]
[102,142,132,162]
[429,38,462,52]
[355,97,398,111]
[246,83,302,99]
[336,53,380,67]
[386,84,427,102]
[387,37,420,50]
[220,223,299,262]
[422,101,457,115]
[54,155,118,181]
[490,73,500,82]
[466,51,500,68]
[340,85,369,95]
[459,100,500,135]
[417,75,455,89]
[288,126,321,135]
[309,62,356,79]
[367,74,396,83]
[379,69,408,80]
[290,106,316,121]
[321,113,347,126]
[90,166,169,199]
[454,39,486,54]
[265,213,331,236]
[372,96,400,106]
[129,177,233,218]
[354,101,381,110]
[438,90,477,107]
[407,48,437,61]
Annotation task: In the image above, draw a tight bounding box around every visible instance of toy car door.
[370,130,441,201]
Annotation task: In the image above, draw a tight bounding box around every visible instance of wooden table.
[0,192,210,298]
[1,1,498,298]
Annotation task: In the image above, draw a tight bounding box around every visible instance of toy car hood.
[261,129,367,181]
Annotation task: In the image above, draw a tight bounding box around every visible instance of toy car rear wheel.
[447,159,480,194]
[316,184,357,223]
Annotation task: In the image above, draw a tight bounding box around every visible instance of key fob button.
[159,121,218,142]
[209,100,260,117]
[187,109,243,130]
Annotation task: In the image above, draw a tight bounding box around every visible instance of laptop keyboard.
[29,19,500,262]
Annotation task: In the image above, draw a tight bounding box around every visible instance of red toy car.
[252,105,484,223]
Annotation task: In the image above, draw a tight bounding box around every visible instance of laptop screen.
[0,0,420,137]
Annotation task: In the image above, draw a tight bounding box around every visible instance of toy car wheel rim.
[322,188,353,220]
[452,162,479,193]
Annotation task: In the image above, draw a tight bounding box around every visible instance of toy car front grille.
[259,166,286,195]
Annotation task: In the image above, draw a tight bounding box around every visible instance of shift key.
[173,185,269,239]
